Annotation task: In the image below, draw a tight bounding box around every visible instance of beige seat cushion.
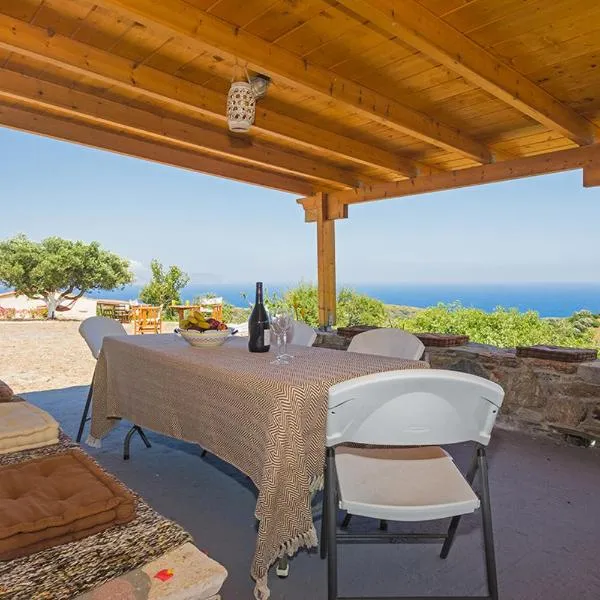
[0,380,13,402]
[74,542,228,600]
[336,445,480,522]
[0,401,59,454]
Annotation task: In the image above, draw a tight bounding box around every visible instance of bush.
[0,306,49,320]
[260,283,387,328]
[140,260,189,319]
[279,282,320,327]
[394,303,596,348]
[0,307,16,320]
[337,288,387,327]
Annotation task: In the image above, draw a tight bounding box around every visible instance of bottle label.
[264,329,270,346]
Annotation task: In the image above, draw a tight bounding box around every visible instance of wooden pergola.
[1,0,600,326]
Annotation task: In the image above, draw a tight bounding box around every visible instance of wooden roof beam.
[0,68,358,190]
[0,14,412,180]
[309,144,600,209]
[334,0,598,146]
[0,102,314,195]
[97,0,493,163]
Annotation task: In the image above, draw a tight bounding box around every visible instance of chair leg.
[479,447,500,600]
[76,380,94,443]
[123,425,152,460]
[440,448,480,559]
[136,426,152,448]
[123,426,136,460]
[340,513,352,530]
[321,468,329,559]
[326,448,338,600]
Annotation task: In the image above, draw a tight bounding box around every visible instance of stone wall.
[315,332,600,442]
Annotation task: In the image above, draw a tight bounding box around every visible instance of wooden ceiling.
[1,0,600,201]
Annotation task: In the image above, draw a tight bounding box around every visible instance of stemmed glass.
[270,310,293,364]
[280,314,294,360]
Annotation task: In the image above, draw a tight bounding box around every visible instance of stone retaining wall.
[315,332,600,441]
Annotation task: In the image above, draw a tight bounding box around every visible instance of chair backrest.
[327,369,504,448]
[79,316,127,359]
[348,328,425,360]
[289,320,317,347]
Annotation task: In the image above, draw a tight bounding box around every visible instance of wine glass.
[270,312,289,364]
[280,312,294,359]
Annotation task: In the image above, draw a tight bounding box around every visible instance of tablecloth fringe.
[309,472,324,494]
[85,435,102,448]
[254,525,319,600]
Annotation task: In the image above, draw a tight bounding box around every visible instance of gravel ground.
[0,320,177,394]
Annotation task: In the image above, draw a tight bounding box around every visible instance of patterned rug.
[0,434,193,600]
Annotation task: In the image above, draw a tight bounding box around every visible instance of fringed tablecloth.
[89,334,428,598]
[0,434,192,600]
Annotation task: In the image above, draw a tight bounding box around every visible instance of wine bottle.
[248,282,270,352]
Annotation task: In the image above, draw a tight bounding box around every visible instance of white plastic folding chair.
[348,328,425,360]
[77,316,152,460]
[344,327,427,531]
[289,320,317,347]
[321,369,504,600]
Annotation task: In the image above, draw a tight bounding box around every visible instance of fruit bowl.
[177,327,233,348]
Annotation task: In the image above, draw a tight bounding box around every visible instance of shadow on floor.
[21,386,600,600]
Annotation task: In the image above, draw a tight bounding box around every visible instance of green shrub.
[394,303,596,348]
[337,288,387,327]
[261,283,387,328]
[140,260,189,319]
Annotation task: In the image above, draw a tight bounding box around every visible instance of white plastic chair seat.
[335,445,480,522]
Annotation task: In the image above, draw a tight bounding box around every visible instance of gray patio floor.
[22,385,600,600]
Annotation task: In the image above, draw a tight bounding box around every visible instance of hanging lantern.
[227,79,256,133]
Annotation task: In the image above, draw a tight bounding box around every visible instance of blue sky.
[1,127,599,285]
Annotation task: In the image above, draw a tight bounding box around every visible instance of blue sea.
[85,282,600,318]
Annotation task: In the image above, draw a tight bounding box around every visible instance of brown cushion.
[0,380,13,403]
[0,449,135,560]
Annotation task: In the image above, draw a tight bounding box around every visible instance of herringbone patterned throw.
[89,334,427,598]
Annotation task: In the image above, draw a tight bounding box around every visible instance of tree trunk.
[46,295,58,320]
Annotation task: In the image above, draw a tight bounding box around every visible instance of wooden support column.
[315,193,337,328]
[583,164,600,187]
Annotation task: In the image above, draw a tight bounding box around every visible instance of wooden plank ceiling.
[0,0,599,197]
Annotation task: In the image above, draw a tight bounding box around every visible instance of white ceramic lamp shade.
[227,81,256,133]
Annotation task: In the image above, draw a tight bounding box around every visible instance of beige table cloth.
[89,334,428,598]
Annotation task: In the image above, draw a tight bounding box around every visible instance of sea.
[84,282,600,318]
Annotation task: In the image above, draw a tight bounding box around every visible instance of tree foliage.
[394,303,596,348]
[139,260,189,317]
[337,288,387,327]
[262,282,387,328]
[0,234,132,318]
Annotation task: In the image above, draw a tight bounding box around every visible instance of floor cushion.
[0,449,135,560]
[74,542,228,600]
[0,401,59,454]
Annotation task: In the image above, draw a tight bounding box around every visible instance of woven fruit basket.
[176,328,232,348]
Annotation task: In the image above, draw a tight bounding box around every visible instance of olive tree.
[0,235,133,319]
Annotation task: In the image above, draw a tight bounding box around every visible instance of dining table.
[88,332,428,599]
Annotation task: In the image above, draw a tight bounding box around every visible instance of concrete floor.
[23,385,600,600]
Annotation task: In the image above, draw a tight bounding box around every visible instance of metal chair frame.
[75,377,152,460]
[320,444,499,600]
